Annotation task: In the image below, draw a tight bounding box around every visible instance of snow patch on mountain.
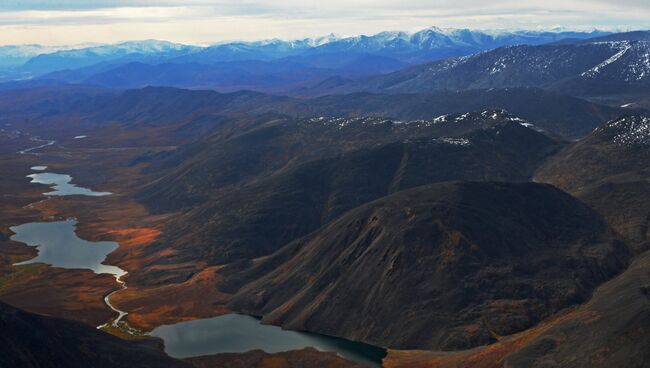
[303,110,535,134]
[580,41,650,81]
[50,40,196,57]
[606,116,650,146]
[582,41,632,78]
[433,137,471,146]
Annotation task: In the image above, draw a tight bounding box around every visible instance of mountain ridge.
[303,35,650,97]
[0,27,615,80]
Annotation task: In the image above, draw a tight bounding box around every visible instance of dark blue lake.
[150,314,386,367]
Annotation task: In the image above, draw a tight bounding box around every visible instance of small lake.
[10,219,125,277]
[28,172,111,196]
[150,314,386,367]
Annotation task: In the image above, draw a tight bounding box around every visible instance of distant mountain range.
[5,29,650,100]
[305,32,650,97]
[165,27,611,65]
[0,27,612,82]
[22,40,199,75]
[0,43,101,69]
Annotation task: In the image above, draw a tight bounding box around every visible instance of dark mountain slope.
[135,115,563,272]
[0,85,116,118]
[0,302,191,368]
[225,182,629,351]
[88,87,292,128]
[535,115,650,253]
[503,249,650,368]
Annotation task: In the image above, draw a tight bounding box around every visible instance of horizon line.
[0,25,646,48]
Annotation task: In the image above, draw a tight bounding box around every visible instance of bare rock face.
[227,182,630,351]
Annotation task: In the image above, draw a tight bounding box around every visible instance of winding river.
[18,137,55,155]
[12,160,130,330]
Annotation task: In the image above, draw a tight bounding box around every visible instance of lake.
[10,219,125,277]
[28,172,111,196]
[150,314,386,367]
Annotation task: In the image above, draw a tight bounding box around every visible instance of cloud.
[0,1,647,45]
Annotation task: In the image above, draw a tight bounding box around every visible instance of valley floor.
[0,133,231,329]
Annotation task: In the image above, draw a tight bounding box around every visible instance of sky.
[0,0,648,46]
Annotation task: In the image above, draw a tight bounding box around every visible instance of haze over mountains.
[3,28,649,103]
[0,27,613,90]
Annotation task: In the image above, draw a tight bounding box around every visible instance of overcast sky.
[0,0,648,46]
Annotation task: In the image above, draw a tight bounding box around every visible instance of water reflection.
[150,314,386,367]
[10,220,125,277]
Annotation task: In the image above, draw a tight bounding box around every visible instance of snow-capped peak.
[306,33,341,47]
